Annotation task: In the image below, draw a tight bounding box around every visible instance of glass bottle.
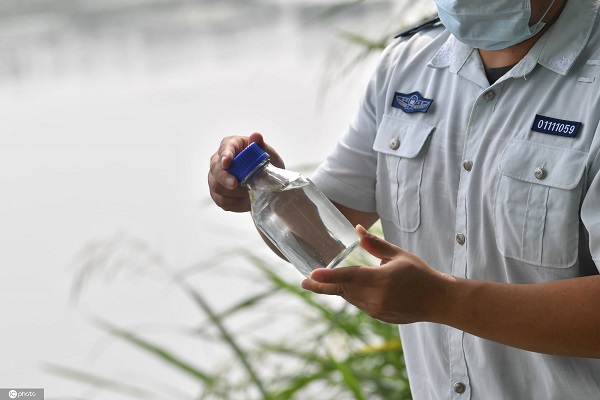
[227,143,358,277]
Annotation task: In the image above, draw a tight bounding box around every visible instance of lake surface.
[0,1,436,398]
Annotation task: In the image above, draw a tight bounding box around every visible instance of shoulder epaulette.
[394,16,442,39]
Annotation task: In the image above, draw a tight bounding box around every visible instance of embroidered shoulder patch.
[531,114,582,138]
[392,91,433,114]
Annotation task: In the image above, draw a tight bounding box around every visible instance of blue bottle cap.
[226,142,270,182]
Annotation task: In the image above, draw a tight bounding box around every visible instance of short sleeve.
[309,89,378,212]
[309,43,399,213]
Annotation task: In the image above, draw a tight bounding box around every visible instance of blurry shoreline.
[0,0,396,84]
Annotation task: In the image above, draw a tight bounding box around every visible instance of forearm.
[435,274,600,357]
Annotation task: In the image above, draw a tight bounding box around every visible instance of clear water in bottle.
[249,169,358,277]
[227,142,358,278]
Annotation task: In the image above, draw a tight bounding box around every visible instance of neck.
[478,35,541,68]
[478,0,567,68]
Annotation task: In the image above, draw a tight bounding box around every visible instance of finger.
[219,136,251,170]
[219,133,276,172]
[308,266,372,285]
[210,192,251,213]
[356,224,402,261]
[220,133,286,171]
[208,170,248,199]
[210,153,237,190]
[209,154,242,191]
[248,132,265,146]
[301,278,345,296]
[250,132,285,169]
[210,176,248,198]
[211,135,261,189]
[208,171,251,212]
[215,167,241,191]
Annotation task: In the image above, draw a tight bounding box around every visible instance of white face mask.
[435,0,557,50]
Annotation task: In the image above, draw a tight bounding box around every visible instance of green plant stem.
[174,274,269,399]
[44,362,165,399]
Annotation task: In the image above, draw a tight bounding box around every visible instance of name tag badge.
[531,114,582,138]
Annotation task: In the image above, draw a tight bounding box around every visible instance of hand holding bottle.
[208,132,285,213]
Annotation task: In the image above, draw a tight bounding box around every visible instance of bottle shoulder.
[247,164,309,191]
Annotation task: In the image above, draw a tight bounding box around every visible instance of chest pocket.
[494,139,587,268]
[373,115,435,232]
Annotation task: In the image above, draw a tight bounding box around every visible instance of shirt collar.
[535,0,599,75]
[428,0,600,77]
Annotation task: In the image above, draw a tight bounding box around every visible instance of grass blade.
[330,356,366,400]
[173,276,270,398]
[95,319,214,385]
[44,362,164,399]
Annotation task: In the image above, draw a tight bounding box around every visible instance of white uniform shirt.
[311,0,600,399]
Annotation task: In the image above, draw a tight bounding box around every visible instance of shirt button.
[463,160,473,172]
[483,90,496,101]
[456,233,466,246]
[390,138,400,150]
[453,382,466,394]
[534,167,546,180]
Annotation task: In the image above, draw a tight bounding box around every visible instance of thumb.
[250,132,285,169]
[356,224,402,261]
[221,133,266,170]
[248,132,265,147]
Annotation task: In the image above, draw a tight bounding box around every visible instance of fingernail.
[356,224,368,235]
[224,176,236,189]
[309,270,323,282]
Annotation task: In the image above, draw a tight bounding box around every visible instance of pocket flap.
[498,139,587,190]
[373,115,436,158]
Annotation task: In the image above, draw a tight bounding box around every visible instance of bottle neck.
[240,159,271,187]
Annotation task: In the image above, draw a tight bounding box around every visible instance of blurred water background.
[0,0,435,398]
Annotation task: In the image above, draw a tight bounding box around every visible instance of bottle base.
[290,239,359,278]
[325,239,360,270]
